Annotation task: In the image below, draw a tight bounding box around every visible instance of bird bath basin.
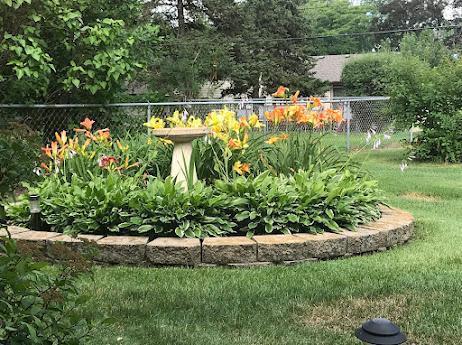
[150,127,211,188]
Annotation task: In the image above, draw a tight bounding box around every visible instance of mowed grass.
[81,148,462,345]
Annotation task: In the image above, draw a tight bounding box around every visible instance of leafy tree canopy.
[303,0,377,55]
[0,0,160,103]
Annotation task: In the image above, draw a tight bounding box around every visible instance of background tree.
[303,0,377,55]
[147,0,326,98]
[371,0,451,45]
[399,31,452,67]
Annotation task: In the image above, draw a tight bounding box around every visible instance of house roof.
[312,54,363,83]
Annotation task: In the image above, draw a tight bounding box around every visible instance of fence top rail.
[0,96,390,109]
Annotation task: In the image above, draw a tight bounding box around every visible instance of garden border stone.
[4,206,414,267]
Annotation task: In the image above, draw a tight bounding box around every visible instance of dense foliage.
[0,0,159,103]
[0,123,40,198]
[341,53,394,96]
[386,58,462,162]
[0,234,97,344]
[303,0,376,55]
[1,0,461,101]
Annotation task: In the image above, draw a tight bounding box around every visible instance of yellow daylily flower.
[144,117,165,129]
[166,111,185,127]
[248,114,263,128]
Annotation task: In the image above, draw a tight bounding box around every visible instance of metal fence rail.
[0,97,393,150]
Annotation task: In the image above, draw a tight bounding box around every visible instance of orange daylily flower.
[326,108,343,123]
[266,136,280,145]
[290,90,300,104]
[239,116,250,129]
[80,118,95,131]
[41,145,52,158]
[279,133,289,140]
[40,162,51,172]
[228,138,239,149]
[233,161,250,175]
[295,111,309,124]
[272,86,288,98]
[96,128,111,141]
[309,97,322,108]
[265,107,285,125]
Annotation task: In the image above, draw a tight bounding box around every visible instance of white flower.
[400,162,408,172]
[384,134,391,140]
[366,131,372,143]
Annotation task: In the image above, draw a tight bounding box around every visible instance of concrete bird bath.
[150,127,211,189]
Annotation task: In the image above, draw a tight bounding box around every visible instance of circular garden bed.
[1,206,414,267]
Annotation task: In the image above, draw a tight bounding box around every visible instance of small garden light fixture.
[355,318,407,344]
[29,194,42,230]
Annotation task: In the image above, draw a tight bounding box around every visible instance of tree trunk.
[177,0,185,36]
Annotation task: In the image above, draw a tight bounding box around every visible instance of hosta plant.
[216,169,382,237]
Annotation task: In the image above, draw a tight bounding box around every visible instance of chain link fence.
[1,97,401,150]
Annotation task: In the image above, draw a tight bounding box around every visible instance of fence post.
[146,102,152,135]
[344,101,352,152]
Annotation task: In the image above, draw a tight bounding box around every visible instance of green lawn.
[82,148,462,345]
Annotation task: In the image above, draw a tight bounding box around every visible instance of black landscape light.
[355,318,407,344]
[29,194,42,230]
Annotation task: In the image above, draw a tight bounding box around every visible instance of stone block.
[11,231,61,257]
[0,226,29,238]
[96,236,149,264]
[295,232,347,259]
[202,237,257,264]
[47,234,104,258]
[253,234,308,262]
[146,237,201,266]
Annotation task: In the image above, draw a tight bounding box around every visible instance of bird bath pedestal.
[150,127,211,189]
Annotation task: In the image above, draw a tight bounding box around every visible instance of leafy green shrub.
[0,234,97,344]
[341,53,395,96]
[0,123,40,198]
[412,111,462,163]
[387,58,462,161]
[216,170,382,237]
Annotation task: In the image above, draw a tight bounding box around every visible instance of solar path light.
[29,194,42,230]
[355,318,407,344]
